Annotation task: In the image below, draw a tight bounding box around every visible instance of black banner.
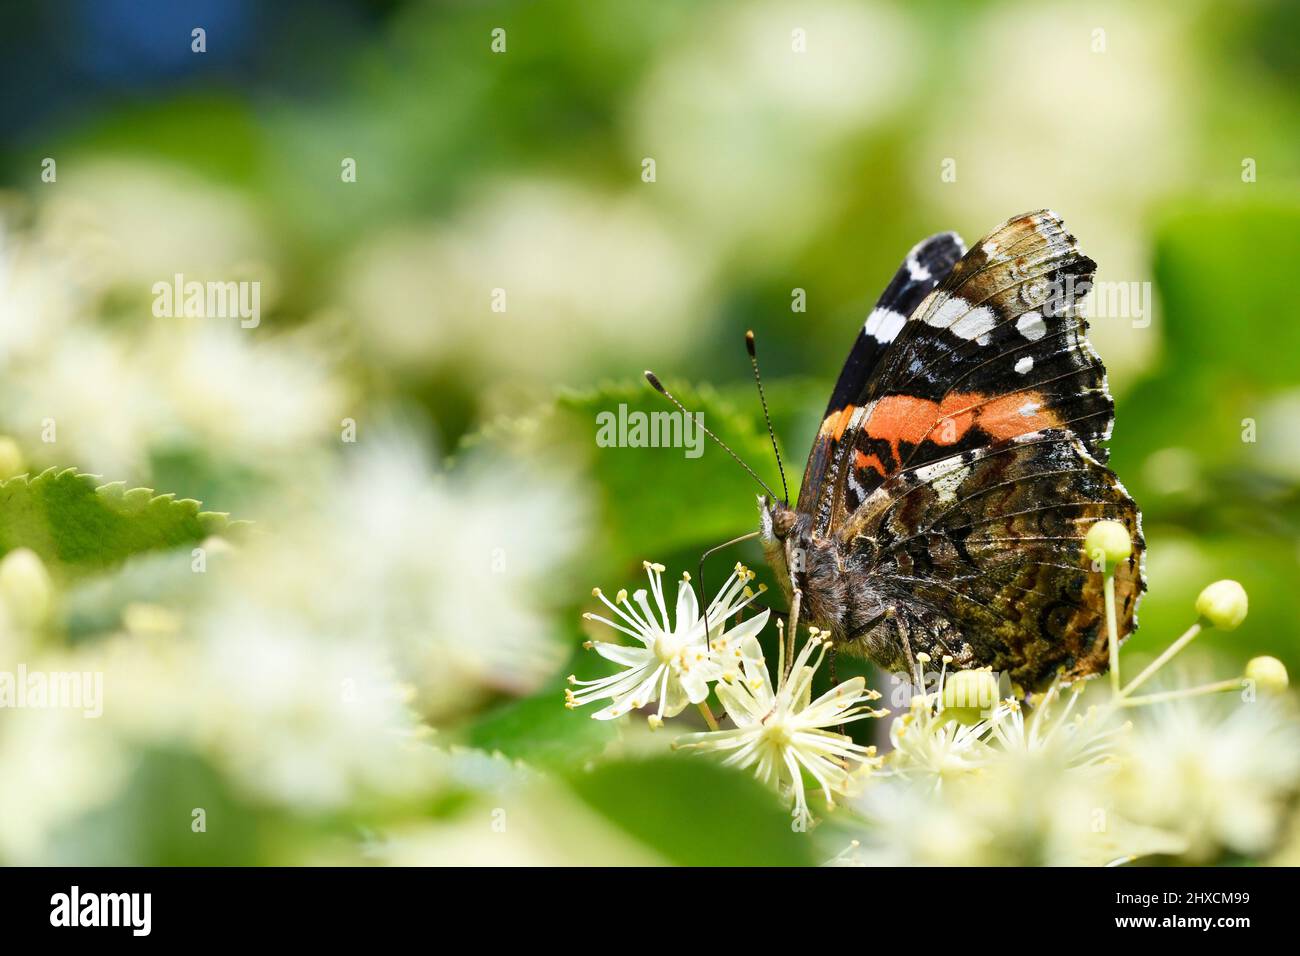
[0,865,1283,941]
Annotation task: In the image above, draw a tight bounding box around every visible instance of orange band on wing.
[973,393,1061,438]
[861,390,1060,469]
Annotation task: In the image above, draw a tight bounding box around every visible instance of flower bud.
[0,436,23,480]
[0,548,52,630]
[1084,520,1131,572]
[942,668,1000,724]
[1245,655,1287,693]
[1195,579,1248,631]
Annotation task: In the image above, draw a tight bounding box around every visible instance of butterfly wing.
[798,231,966,515]
[837,429,1144,690]
[806,210,1111,537]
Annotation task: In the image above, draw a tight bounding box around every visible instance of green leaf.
[1152,198,1300,393]
[42,748,279,865]
[0,467,244,578]
[565,755,816,866]
[465,379,791,568]
[1099,199,1300,561]
[1114,197,1300,512]
[460,675,618,771]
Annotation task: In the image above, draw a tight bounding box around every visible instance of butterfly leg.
[898,622,920,691]
[785,584,802,680]
[828,647,849,738]
[781,534,805,679]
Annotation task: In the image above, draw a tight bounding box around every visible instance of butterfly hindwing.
[837,429,1144,690]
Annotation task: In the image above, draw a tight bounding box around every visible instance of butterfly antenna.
[643,371,780,501]
[745,330,789,505]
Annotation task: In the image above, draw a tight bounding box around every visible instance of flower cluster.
[844,521,1299,865]
[567,562,887,826]
[571,523,1300,863]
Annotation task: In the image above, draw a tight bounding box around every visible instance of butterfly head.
[757,494,797,540]
[758,495,811,597]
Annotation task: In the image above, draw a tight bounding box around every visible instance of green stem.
[1104,572,1120,696]
[697,701,720,731]
[784,589,801,680]
[776,619,786,684]
[1119,677,1242,708]
[1120,621,1203,698]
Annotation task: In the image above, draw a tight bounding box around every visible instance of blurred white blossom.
[213,430,588,724]
[0,196,342,482]
[1115,698,1300,861]
[0,663,128,864]
[341,179,706,387]
[911,1,1198,384]
[634,0,920,262]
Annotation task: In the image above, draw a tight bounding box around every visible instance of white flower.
[986,683,1128,776]
[885,655,995,786]
[675,629,886,827]
[340,180,705,383]
[1116,697,1300,861]
[567,562,768,726]
[888,697,993,787]
[228,432,585,723]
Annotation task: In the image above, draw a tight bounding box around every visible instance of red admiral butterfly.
[650,210,1144,691]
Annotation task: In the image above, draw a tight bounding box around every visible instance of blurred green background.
[0,0,1298,864]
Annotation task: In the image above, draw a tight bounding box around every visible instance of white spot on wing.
[1014,355,1033,374]
[906,255,930,281]
[1016,311,1047,341]
[847,467,866,506]
[948,305,998,342]
[926,296,963,328]
[864,307,906,344]
[927,464,969,503]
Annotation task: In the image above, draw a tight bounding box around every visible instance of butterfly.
[655,210,1145,692]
